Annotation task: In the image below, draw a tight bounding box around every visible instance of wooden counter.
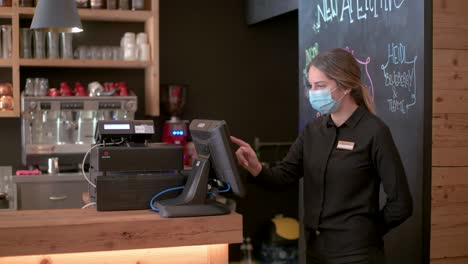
[0,209,243,264]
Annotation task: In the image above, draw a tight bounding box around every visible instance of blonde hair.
[309,48,375,114]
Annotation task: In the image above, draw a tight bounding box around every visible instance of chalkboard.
[298,1,432,263]
[245,0,298,25]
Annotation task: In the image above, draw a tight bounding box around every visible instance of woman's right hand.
[230,136,263,177]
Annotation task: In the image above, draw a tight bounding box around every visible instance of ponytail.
[359,84,375,114]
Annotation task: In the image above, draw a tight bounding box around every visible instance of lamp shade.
[31,0,83,33]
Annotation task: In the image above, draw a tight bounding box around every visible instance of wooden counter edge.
[0,209,243,257]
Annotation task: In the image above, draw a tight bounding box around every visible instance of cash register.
[88,120,186,211]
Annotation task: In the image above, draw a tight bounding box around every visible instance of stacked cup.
[121,32,150,61]
[136,32,149,61]
[121,32,136,61]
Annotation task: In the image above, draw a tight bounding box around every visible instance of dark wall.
[159,3,299,260]
[245,0,298,25]
[160,0,298,145]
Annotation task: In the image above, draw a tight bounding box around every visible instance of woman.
[231,48,413,263]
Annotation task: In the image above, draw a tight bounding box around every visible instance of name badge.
[337,140,355,151]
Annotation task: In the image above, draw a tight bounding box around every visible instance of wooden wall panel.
[431,203,468,259]
[431,169,468,261]
[433,49,468,91]
[433,0,468,49]
[433,90,468,114]
[432,114,468,147]
[431,257,468,264]
[432,1,468,263]
[432,147,468,167]
[432,185,468,207]
[433,167,468,186]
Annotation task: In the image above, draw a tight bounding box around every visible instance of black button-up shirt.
[256,106,413,252]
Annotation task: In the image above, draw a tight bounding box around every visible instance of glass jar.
[25,78,34,96]
[131,0,144,10]
[1,25,12,59]
[0,83,12,97]
[76,0,89,8]
[19,0,34,7]
[0,0,12,7]
[0,96,13,111]
[118,0,129,10]
[90,0,104,9]
[106,0,116,9]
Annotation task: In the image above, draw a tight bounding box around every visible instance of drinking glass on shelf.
[20,28,33,59]
[24,78,34,96]
[1,25,12,59]
[74,46,88,60]
[33,78,48,97]
[112,46,122,60]
[60,32,73,59]
[102,46,113,60]
[19,0,34,7]
[90,46,102,60]
[47,32,60,59]
[118,0,129,10]
[106,0,116,9]
[34,31,46,59]
[131,0,144,10]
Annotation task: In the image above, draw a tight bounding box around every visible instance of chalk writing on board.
[302,43,320,94]
[344,47,375,101]
[312,0,406,33]
[381,42,417,114]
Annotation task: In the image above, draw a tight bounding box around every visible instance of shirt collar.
[324,106,367,128]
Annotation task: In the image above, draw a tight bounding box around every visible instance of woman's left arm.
[372,124,413,236]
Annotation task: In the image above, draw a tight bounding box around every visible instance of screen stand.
[155,157,231,218]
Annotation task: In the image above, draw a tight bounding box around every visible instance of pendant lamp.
[31,0,83,33]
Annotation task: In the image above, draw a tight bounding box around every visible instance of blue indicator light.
[172,130,185,136]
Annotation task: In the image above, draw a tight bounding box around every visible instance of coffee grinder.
[161,84,190,166]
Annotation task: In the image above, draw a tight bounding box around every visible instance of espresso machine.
[161,84,190,166]
[21,92,137,171]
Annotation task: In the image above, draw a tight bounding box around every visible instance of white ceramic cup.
[122,32,135,47]
[136,32,148,45]
[137,43,150,61]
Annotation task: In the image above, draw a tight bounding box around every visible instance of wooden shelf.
[20,59,151,68]
[0,0,160,118]
[17,7,152,22]
[0,7,12,18]
[0,59,12,67]
[0,110,18,117]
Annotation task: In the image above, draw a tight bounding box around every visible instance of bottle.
[240,237,253,264]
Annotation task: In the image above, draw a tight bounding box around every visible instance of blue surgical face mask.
[308,88,345,114]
